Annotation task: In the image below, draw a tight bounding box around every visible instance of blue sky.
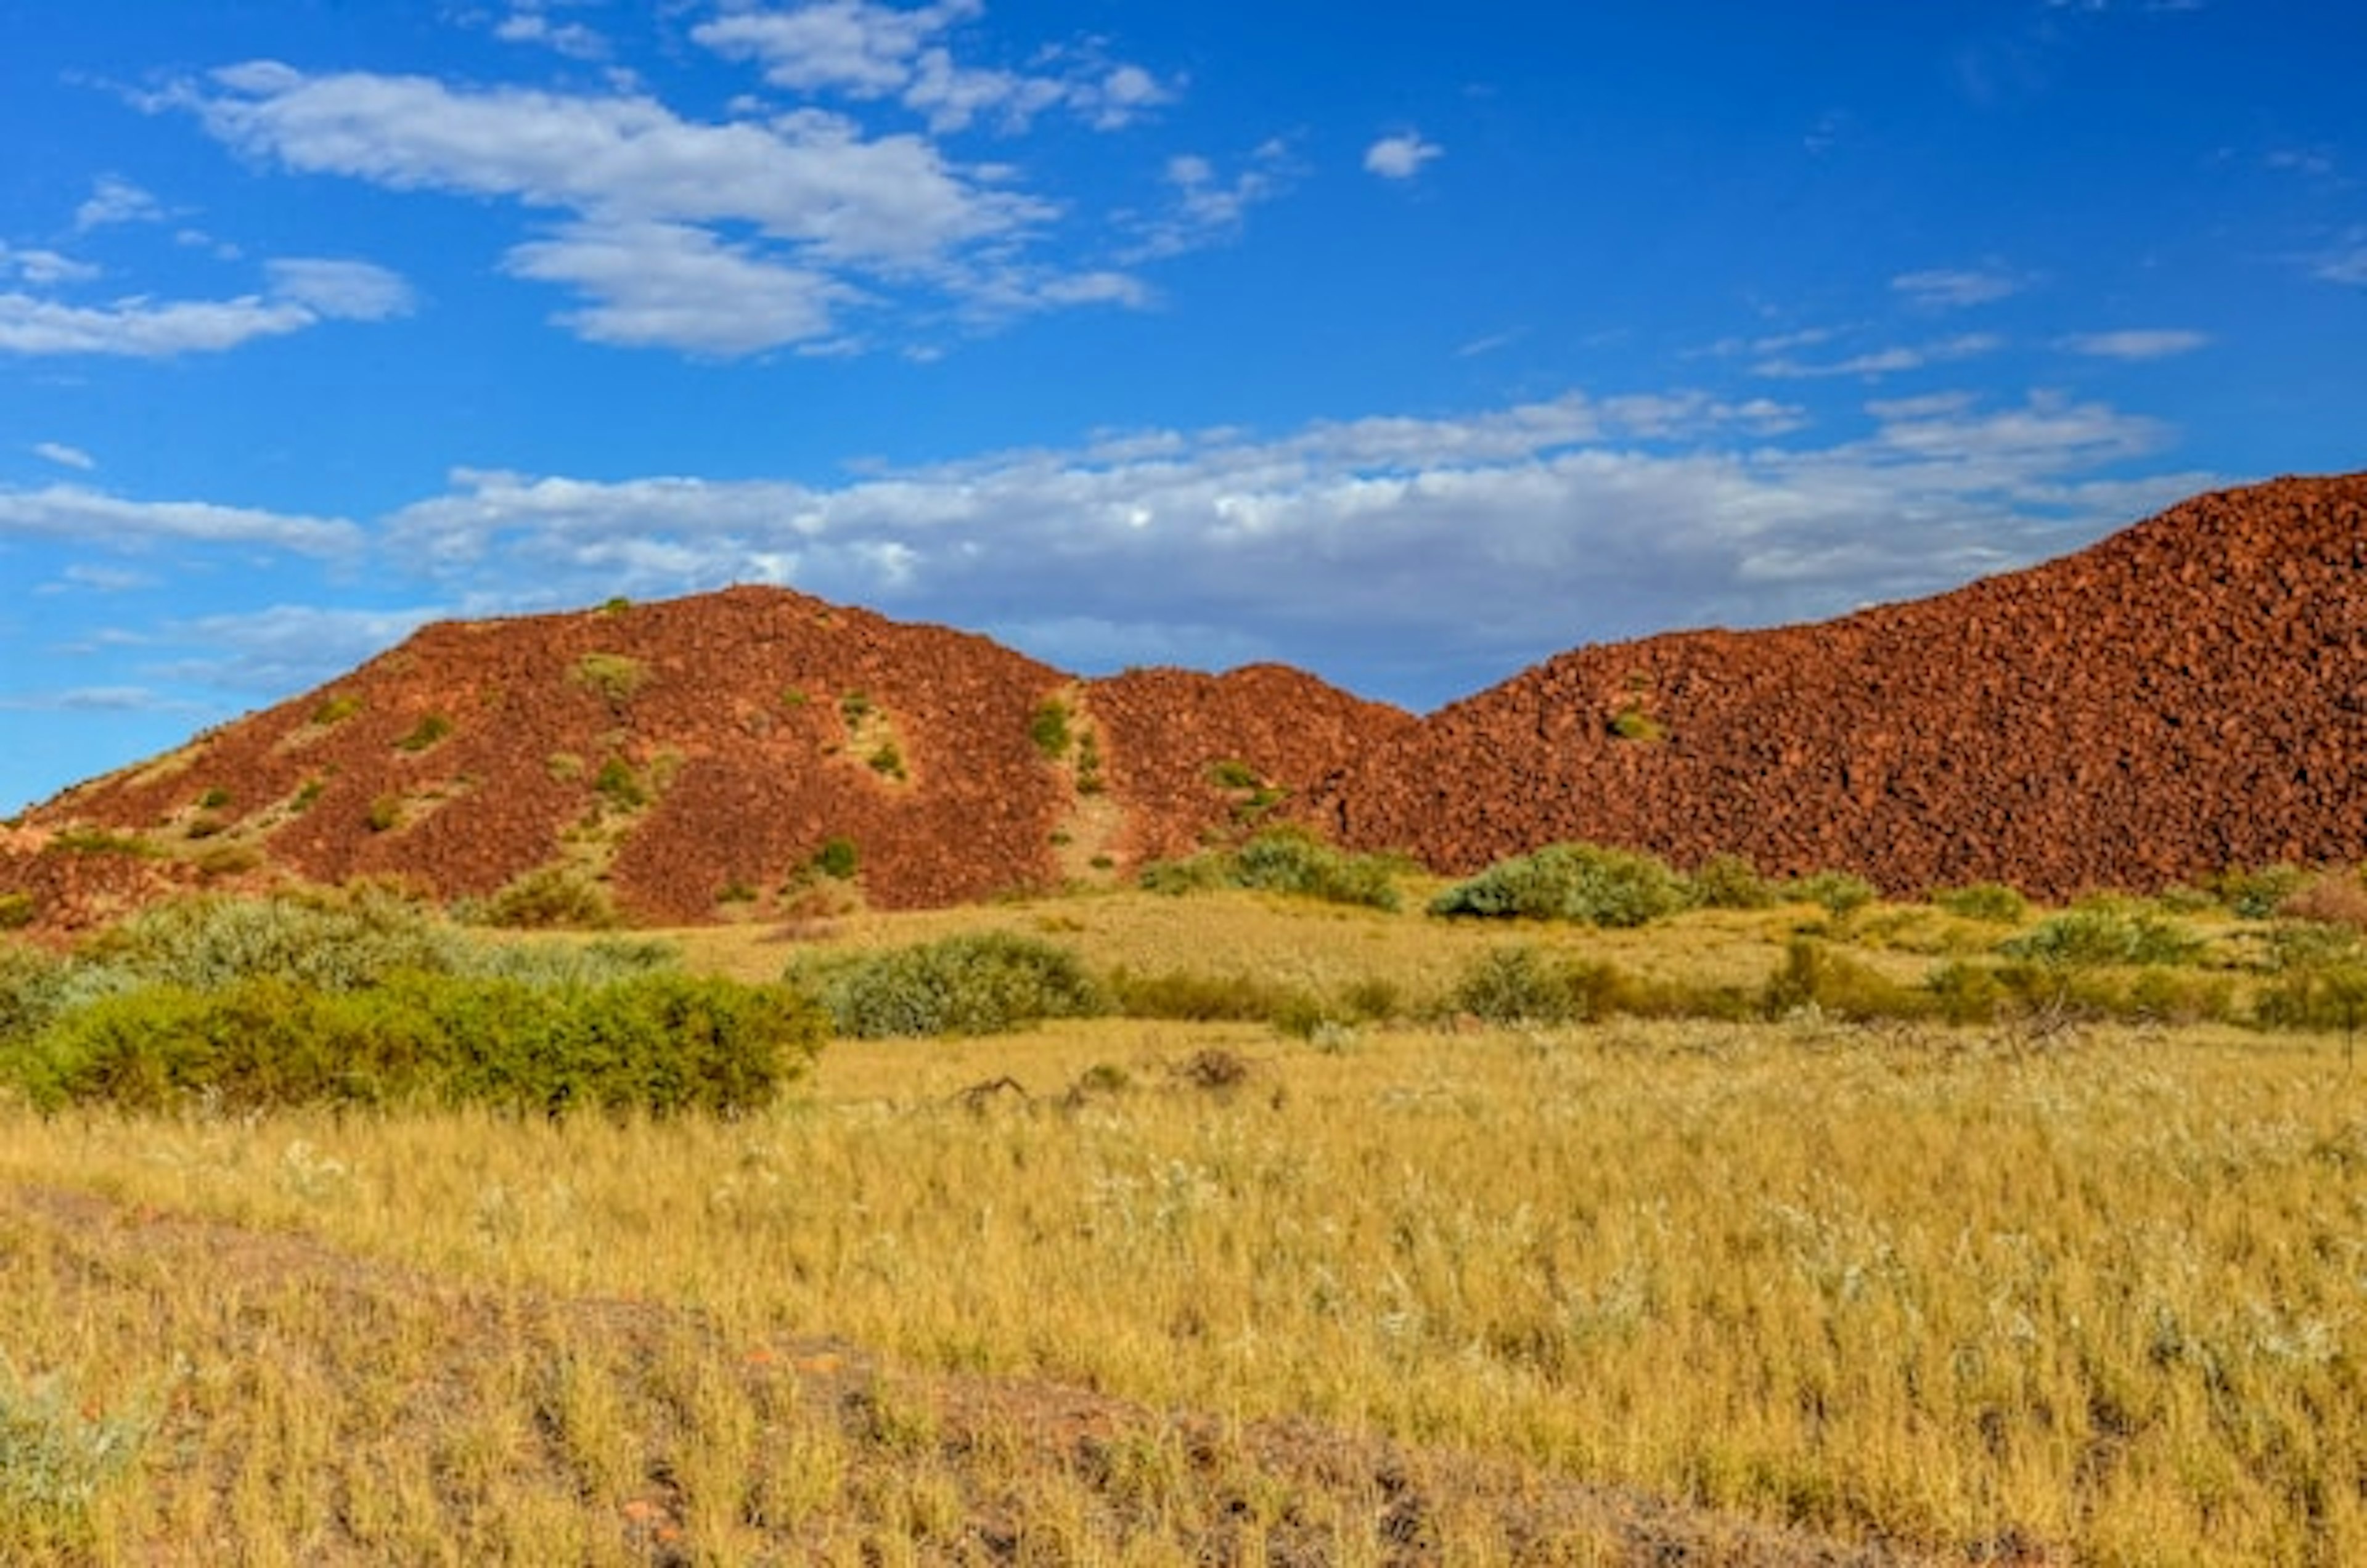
[3,1,2361,814]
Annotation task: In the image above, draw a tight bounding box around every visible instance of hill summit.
[4,472,2364,931]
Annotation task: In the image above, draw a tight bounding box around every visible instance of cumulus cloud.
[1121,142,1293,261]
[493,8,609,61]
[0,244,100,287]
[1363,131,1442,180]
[2058,328,2210,360]
[692,1,1174,134]
[171,60,1163,353]
[73,176,166,231]
[366,386,2198,706]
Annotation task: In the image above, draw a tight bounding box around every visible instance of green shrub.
[478,865,619,930]
[1430,843,1688,928]
[1105,967,1311,1024]
[866,741,906,780]
[1139,828,1401,911]
[394,713,453,753]
[1447,944,1632,1025]
[573,653,650,706]
[48,830,160,859]
[2211,864,2307,920]
[17,971,821,1118]
[82,888,470,992]
[1762,938,1932,1021]
[310,692,363,726]
[365,794,403,833]
[1931,883,2029,923]
[2000,908,2203,968]
[1687,853,1775,910]
[812,836,861,881]
[593,756,648,811]
[1029,699,1073,759]
[1927,961,2007,1026]
[1607,704,1665,743]
[0,893,33,931]
[794,931,1104,1038]
[1790,870,1877,918]
[0,1358,153,1556]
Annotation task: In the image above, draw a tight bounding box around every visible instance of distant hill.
[1314,473,2367,899]
[4,473,2363,931]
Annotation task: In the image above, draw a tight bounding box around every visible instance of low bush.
[16,971,821,1117]
[1686,853,1776,910]
[1999,907,2204,968]
[1447,945,1633,1025]
[476,866,620,930]
[2211,864,2306,920]
[793,931,1105,1038]
[1105,967,1307,1023]
[1140,828,1402,912]
[1930,882,2029,923]
[1762,939,1933,1022]
[82,888,470,992]
[1430,843,1688,928]
[1789,870,1877,918]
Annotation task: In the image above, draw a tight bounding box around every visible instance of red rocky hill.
[1314,473,2367,900]
[1,586,1408,933]
[4,473,2363,929]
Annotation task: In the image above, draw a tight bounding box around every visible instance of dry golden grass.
[1,887,2358,1562]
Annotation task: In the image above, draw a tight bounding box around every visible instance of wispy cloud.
[0,484,361,554]
[2312,232,2367,286]
[0,256,412,357]
[2058,328,2209,360]
[31,441,96,472]
[1121,142,1293,261]
[1752,333,2004,380]
[1891,266,2027,309]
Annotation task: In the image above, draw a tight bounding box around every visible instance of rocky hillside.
[1315,473,2367,899]
[1,586,1407,933]
[4,473,2363,930]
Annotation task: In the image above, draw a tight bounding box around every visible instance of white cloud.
[493,10,608,61]
[0,291,318,356]
[2313,233,2367,286]
[2059,328,2210,360]
[73,176,165,231]
[369,386,2197,705]
[0,686,194,715]
[1754,333,2003,379]
[1122,144,1292,261]
[0,258,411,357]
[156,604,444,695]
[175,61,1159,353]
[506,219,856,353]
[0,244,100,287]
[0,484,361,555]
[1891,266,2027,308]
[31,441,96,472]
[1363,131,1442,180]
[265,257,415,321]
[692,1,1173,134]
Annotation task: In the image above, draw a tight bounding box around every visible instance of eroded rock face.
[6,473,2363,931]
[1316,474,2367,900]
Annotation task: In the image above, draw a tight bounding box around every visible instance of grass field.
[4,880,2366,1562]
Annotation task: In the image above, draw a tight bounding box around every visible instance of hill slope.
[1315,473,2367,899]
[3,586,1408,931]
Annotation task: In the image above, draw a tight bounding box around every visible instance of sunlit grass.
[7,1002,2366,1560]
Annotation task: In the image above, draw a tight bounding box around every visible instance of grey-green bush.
[1429,843,1688,928]
[793,931,1105,1038]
